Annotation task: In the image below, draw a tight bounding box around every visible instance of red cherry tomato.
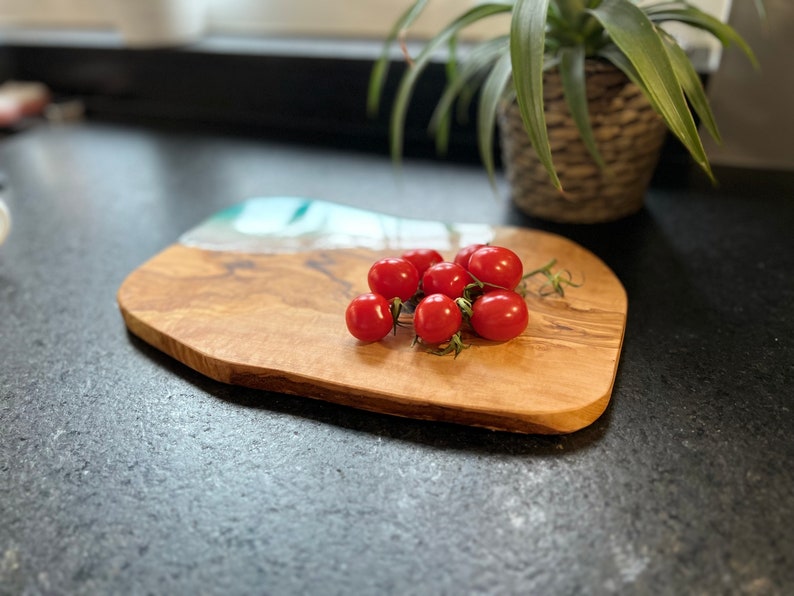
[401,248,444,276]
[470,290,529,342]
[453,243,486,269]
[413,293,462,344]
[422,262,472,299]
[367,257,420,302]
[345,293,394,342]
[467,246,523,291]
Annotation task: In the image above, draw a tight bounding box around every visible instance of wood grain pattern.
[118,223,626,434]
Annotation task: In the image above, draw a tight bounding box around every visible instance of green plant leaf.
[643,5,759,68]
[435,35,460,156]
[389,2,513,163]
[597,44,679,155]
[559,45,605,169]
[597,44,642,87]
[367,0,429,118]
[556,0,587,23]
[600,38,722,169]
[477,51,514,190]
[511,0,560,189]
[754,0,767,22]
[597,43,656,104]
[589,0,713,181]
[660,30,720,143]
[428,36,509,138]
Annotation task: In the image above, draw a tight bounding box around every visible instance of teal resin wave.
[180,197,495,254]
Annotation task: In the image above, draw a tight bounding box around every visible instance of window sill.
[1,29,483,160]
[0,28,703,169]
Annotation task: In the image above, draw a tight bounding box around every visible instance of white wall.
[0,0,106,26]
[702,0,794,170]
[0,0,729,42]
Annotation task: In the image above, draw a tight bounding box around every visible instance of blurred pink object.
[0,81,51,126]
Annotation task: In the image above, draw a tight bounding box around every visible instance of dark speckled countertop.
[1,120,792,595]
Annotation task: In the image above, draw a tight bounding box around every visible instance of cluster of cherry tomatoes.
[345,244,530,357]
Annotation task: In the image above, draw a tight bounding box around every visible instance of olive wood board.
[117,197,627,434]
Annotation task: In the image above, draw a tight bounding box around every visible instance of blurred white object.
[106,0,209,48]
[0,198,9,246]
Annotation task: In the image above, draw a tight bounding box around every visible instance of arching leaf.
[511,0,559,189]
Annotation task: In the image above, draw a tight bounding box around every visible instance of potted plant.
[368,0,759,223]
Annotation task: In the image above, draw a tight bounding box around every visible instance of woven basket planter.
[498,60,668,223]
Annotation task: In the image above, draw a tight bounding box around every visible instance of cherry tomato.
[453,243,486,269]
[401,248,444,276]
[345,293,394,342]
[367,257,420,302]
[422,261,471,299]
[467,246,523,291]
[470,290,529,342]
[413,293,462,344]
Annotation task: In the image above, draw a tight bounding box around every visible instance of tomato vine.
[345,245,582,357]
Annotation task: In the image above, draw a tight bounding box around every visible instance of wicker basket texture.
[498,60,668,223]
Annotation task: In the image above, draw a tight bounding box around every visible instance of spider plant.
[368,0,760,189]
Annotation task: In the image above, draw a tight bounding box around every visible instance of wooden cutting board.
[118,197,627,434]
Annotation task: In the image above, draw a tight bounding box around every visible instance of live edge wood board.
[117,197,628,434]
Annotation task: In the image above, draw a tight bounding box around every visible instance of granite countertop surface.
[1,120,792,595]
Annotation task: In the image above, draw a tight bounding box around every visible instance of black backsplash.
[1,37,696,174]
